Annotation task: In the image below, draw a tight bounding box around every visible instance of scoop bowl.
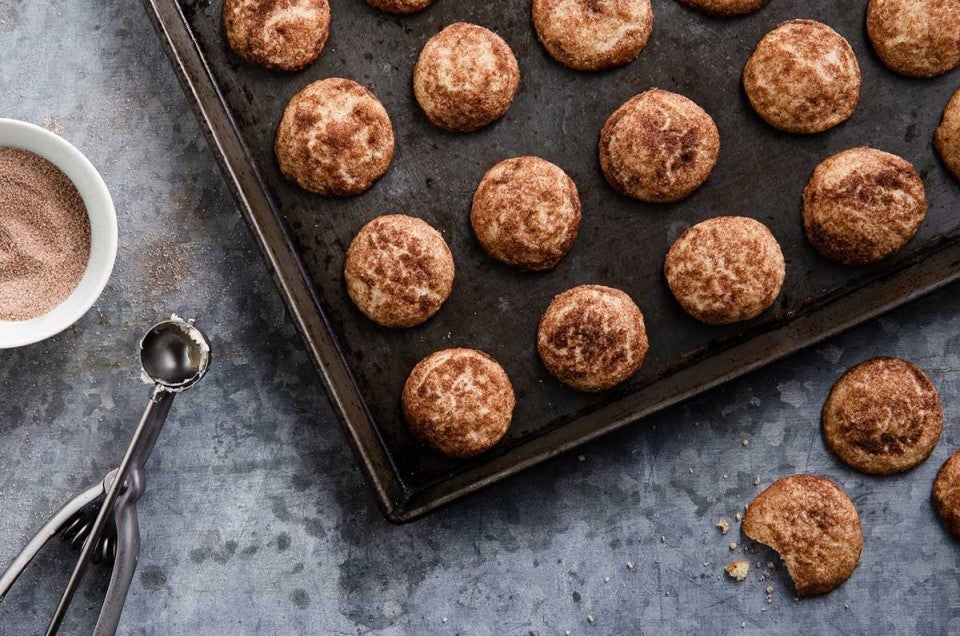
[139,317,210,392]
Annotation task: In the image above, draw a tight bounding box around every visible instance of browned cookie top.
[743,474,863,597]
[275,78,394,196]
[413,23,521,133]
[823,357,943,475]
[599,89,720,203]
[743,19,861,134]
[664,216,785,325]
[365,0,435,14]
[933,449,960,540]
[223,0,330,72]
[532,0,653,71]
[537,285,648,392]
[402,348,515,458]
[867,0,960,78]
[344,215,455,328]
[677,0,770,16]
[471,156,581,271]
[935,89,960,181]
[802,147,926,266]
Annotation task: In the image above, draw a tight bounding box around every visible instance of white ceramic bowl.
[0,118,117,349]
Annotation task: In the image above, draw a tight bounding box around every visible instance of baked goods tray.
[145,0,960,522]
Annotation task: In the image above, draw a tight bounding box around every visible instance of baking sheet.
[147,0,960,520]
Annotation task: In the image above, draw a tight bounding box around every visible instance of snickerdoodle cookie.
[532,0,653,71]
[537,285,648,392]
[933,450,960,540]
[344,215,454,327]
[743,19,861,133]
[275,78,394,195]
[743,475,863,597]
[223,0,330,72]
[867,0,960,78]
[678,0,770,16]
[935,89,960,181]
[599,89,720,202]
[402,348,515,458]
[664,216,784,325]
[822,357,942,475]
[413,23,521,132]
[365,0,435,14]
[802,147,926,266]
[471,156,581,271]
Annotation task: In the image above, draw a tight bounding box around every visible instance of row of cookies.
[400,285,648,458]
[734,357,960,598]
[222,0,960,80]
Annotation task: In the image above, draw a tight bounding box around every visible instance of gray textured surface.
[0,2,957,635]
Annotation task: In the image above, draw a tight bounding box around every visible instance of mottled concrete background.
[0,2,957,635]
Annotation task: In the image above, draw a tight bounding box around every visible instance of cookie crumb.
[753,474,761,486]
[729,542,738,550]
[734,511,742,522]
[660,535,666,543]
[578,455,586,462]
[626,561,634,570]
[742,439,749,447]
[716,518,730,535]
[765,586,774,595]
[725,560,750,581]
[587,614,595,624]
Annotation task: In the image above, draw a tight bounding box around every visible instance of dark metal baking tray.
[145,0,960,522]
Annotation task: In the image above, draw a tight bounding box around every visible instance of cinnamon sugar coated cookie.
[933,450,960,540]
[537,285,648,392]
[802,147,926,266]
[413,23,520,132]
[471,156,581,271]
[402,349,515,458]
[822,358,942,475]
[365,0,435,14]
[664,216,784,325]
[935,90,960,181]
[599,89,720,202]
[275,78,394,196]
[344,215,454,328]
[743,475,863,597]
[532,0,653,71]
[867,0,960,78]
[743,20,860,133]
[223,0,330,72]
[678,0,770,16]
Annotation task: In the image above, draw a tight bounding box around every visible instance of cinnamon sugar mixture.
[0,147,90,321]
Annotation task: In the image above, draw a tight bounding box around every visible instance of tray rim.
[144,0,960,523]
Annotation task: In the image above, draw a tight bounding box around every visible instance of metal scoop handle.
[92,482,140,636]
[45,388,174,635]
[0,478,107,601]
